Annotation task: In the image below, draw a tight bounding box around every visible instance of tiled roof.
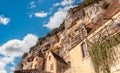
[51,51,67,65]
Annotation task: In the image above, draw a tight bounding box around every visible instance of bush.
[89,32,120,73]
[37,22,65,45]
[73,0,102,13]
[102,2,110,10]
[22,53,28,59]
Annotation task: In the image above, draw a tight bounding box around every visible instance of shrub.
[102,2,110,10]
[89,32,120,73]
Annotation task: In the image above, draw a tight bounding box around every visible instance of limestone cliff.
[14,0,118,73]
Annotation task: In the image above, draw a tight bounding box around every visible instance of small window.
[36,58,38,61]
[35,65,37,69]
[81,42,88,57]
[50,63,53,70]
[49,56,51,60]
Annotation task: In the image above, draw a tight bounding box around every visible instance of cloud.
[0,56,14,70]
[0,34,38,73]
[0,56,14,73]
[44,5,75,29]
[53,0,74,7]
[0,70,7,73]
[0,15,10,25]
[53,3,61,7]
[0,34,38,57]
[1,56,14,64]
[61,0,74,6]
[0,61,6,70]
[35,12,48,18]
[44,0,76,29]
[30,1,36,8]
[10,66,16,73]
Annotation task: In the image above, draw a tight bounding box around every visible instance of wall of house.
[22,62,32,70]
[32,56,44,70]
[45,52,57,73]
[70,42,95,73]
[110,43,120,73]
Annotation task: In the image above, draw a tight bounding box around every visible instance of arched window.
[81,42,88,57]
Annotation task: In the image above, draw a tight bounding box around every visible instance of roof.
[51,51,67,65]
[14,69,51,73]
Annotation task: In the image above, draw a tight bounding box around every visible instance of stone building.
[69,0,120,73]
[15,0,120,73]
[45,51,68,73]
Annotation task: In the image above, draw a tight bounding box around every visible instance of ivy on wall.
[89,32,120,73]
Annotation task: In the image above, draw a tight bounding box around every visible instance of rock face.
[15,0,119,73]
[86,4,103,23]
[65,3,103,29]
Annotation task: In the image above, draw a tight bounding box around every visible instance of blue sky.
[0,0,81,73]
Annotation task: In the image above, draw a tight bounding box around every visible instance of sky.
[0,0,81,73]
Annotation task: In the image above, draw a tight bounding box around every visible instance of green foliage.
[29,46,36,53]
[37,37,46,45]
[102,2,110,10]
[72,0,102,13]
[46,22,65,37]
[89,32,120,73]
[22,53,28,59]
[37,22,65,45]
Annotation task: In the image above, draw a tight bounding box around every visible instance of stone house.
[45,51,68,73]
[14,52,45,73]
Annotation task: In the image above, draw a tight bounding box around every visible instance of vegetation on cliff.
[102,2,110,9]
[89,32,120,73]
[71,0,102,13]
[37,22,65,45]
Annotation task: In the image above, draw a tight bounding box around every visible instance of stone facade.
[45,51,68,73]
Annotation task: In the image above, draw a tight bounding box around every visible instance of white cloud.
[53,3,61,7]
[0,61,6,70]
[0,15,10,25]
[61,0,74,6]
[0,70,7,73]
[35,12,48,18]
[44,5,75,29]
[44,0,76,29]
[30,1,36,8]
[53,0,74,7]
[0,34,38,72]
[0,56,14,73]
[1,56,14,64]
[10,66,16,73]
[0,34,38,57]
[0,56,14,70]
[44,10,67,29]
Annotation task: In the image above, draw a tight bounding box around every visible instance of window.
[35,65,37,69]
[36,58,38,61]
[50,63,53,70]
[49,56,51,60]
[81,42,88,57]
